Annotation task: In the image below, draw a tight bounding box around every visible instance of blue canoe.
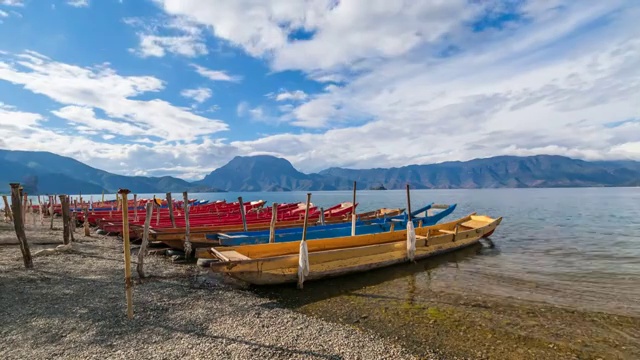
[210,203,456,246]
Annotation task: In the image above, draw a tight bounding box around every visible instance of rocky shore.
[0,220,422,360]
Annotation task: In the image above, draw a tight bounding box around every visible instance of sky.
[0,0,638,180]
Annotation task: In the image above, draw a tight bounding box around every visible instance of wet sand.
[257,244,640,360]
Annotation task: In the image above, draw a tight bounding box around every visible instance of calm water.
[29,188,640,315]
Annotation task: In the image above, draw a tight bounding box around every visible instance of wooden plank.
[219,250,251,261]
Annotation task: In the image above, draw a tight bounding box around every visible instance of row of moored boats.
[39,196,502,286]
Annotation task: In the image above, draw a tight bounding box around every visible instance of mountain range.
[1,149,639,194]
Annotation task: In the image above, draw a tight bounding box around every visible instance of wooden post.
[101,191,105,204]
[418,219,423,228]
[10,184,33,269]
[319,207,325,226]
[29,198,35,227]
[297,193,312,289]
[351,181,357,236]
[49,195,55,230]
[38,196,44,226]
[133,194,138,222]
[155,201,160,226]
[238,196,248,232]
[22,191,27,227]
[166,192,176,228]
[118,189,134,319]
[183,191,192,257]
[59,195,70,245]
[83,207,90,236]
[79,192,83,206]
[406,184,412,221]
[453,224,459,242]
[69,209,76,242]
[2,195,12,221]
[269,202,278,243]
[137,202,153,278]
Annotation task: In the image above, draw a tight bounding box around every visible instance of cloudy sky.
[0,0,638,179]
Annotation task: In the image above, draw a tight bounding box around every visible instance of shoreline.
[2,220,639,359]
[0,221,419,360]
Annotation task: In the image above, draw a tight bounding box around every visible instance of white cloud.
[52,106,147,136]
[181,87,211,103]
[0,51,228,141]
[135,34,207,58]
[67,0,89,7]
[273,89,308,102]
[0,0,23,6]
[190,64,239,82]
[126,16,207,58]
[0,10,8,17]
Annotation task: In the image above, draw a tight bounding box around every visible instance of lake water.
[205,188,640,316]
[27,188,640,315]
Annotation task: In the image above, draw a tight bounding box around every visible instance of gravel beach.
[0,220,424,360]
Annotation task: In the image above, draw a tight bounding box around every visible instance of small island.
[369,184,387,190]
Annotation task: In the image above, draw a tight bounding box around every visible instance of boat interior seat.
[460,220,486,229]
[438,229,457,234]
[218,250,251,261]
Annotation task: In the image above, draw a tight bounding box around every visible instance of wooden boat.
[200,214,502,285]
[151,205,408,250]
[212,203,456,246]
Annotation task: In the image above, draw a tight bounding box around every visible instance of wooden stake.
[269,202,278,243]
[69,209,76,242]
[22,191,27,227]
[2,195,12,221]
[118,188,134,319]
[83,207,90,236]
[166,192,176,228]
[49,195,55,230]
[133,194,138,222]
[297,193,312,290]
[351,181,357,236]
[238,196,248,232]
[59,195,70,245]
[10,184,33,269]
[137,202,153,278]
[29,198,35,228]
[406,184,413,221]
[38,196,44,226]
[319,207,325,226]
[155,200,160,226]
[101,191,104,204]
[183,191,192,257]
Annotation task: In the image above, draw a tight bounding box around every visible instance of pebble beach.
[0,220,422,360]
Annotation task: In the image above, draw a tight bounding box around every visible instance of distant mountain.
[195,155,351,191]
[2,150,639,194]
[319,155,640,189]
[0,150,219,194]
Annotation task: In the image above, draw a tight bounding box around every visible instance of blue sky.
[0,0,638,180]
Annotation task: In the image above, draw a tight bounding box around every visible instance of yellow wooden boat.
[201,214,502,285]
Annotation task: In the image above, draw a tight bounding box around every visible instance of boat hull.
[215,204,456,246]
[206,214,501,286]
[227,235,481,285]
